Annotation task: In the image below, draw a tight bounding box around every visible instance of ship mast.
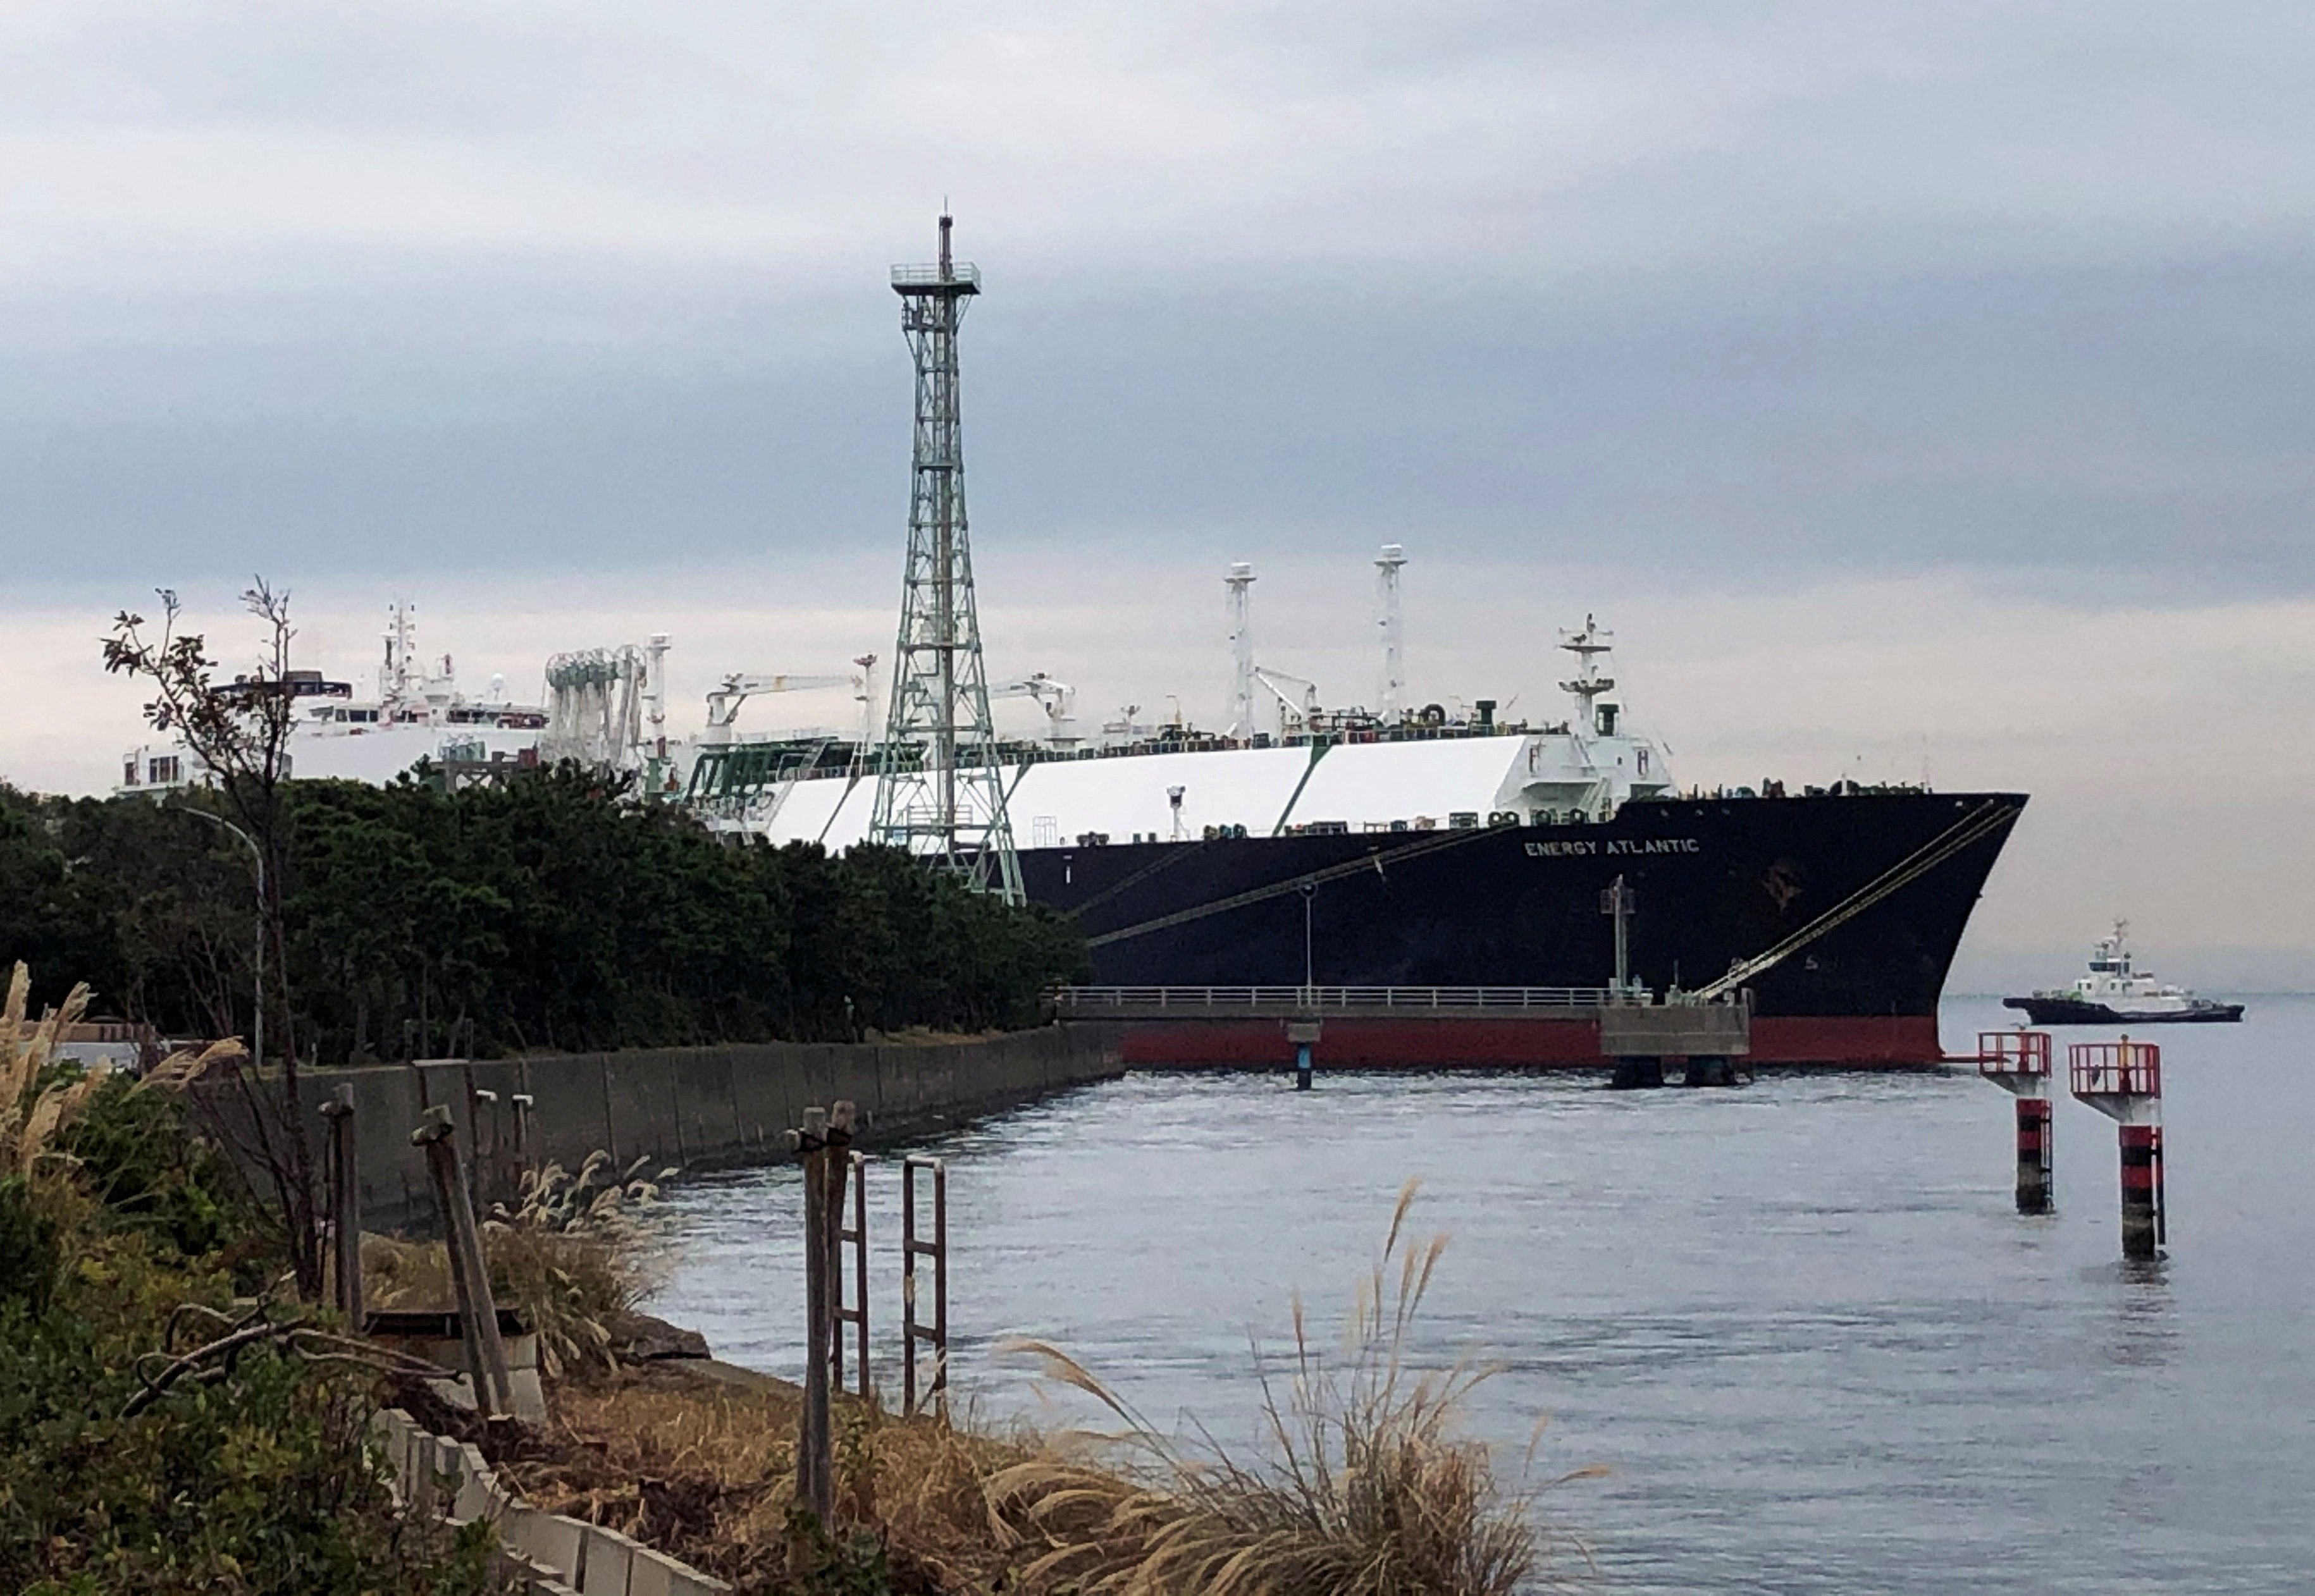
[1557,614,1617,735]
[382,601,417,713]
[1374,543,1407,722]
[1225,562,1256,738]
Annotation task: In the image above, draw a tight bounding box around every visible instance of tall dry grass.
[1,962,238,1177]
[987,1179,1584,1596]
[515,1181,1585,1596]
[0,964,100,1177]
[365,1151,666,1376]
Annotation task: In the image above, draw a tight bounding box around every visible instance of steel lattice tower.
[868,214,1023,904]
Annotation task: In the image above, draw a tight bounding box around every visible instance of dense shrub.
[0,771,1088,1060]
[0,1174,63,1315]
[58,1073,248,1260]
[0,1234,505,1595]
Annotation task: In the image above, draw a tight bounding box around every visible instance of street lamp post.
[1299,881,1316,1004]
[181,807,264,1071]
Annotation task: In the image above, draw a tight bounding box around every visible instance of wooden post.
[320,1084,363,1328]
[789,1102,854,1528]
[459,1060,486,1217]
[509,1091,534,1209]
[411,1105,513,1416]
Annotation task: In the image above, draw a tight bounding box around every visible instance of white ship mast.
[382,601,419,710]
[1375,543,1407,722]
[1225,562,1256,737]
[1558,615,1617,735]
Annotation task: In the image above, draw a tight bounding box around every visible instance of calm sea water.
[649,996,2315,1594]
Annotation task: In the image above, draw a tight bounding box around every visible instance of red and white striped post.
[1975,1030,2053,1214]
[2067,1038,2166,1260]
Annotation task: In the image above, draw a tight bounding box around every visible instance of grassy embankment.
[396,1175,1583,1596]
[5,954,1571,1595]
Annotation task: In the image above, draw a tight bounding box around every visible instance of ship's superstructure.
[683,556,1679,852]
[117,601,546,795]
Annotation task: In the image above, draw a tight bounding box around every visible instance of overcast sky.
[3,3,2311,980]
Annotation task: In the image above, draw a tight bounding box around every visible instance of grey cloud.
[1,3,2311,591]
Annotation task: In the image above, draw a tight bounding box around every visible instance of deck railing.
[1051,985,1620,1012]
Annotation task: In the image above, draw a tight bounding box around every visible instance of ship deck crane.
[1252,666,1321,735]
[703,672,860,745]
[989,673,1078,747]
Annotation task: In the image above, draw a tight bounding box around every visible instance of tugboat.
[2005,922,2244,1025]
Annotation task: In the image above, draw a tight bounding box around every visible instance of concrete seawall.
[293,1024,1123,1232]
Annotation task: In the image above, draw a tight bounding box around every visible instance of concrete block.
[510,1365,549,1422]
[577,1525,639,1596]
[452,1442,496,1520]
[624,1547,677,1596]
[396,1423,426,1499]
[479,1472,522,1519]
[511,1513,590,1581]
[1597,1002,1751,1058]
[625,1545,736,1595]
[433,1435,469,1509]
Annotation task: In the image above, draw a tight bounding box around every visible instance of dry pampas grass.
[515,1181,1585,1596]
[984,1179,1590,1596]
[364,1149,667,1377]
[1,962,240,1177]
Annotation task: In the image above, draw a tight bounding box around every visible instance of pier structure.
[1287,1018,1321,1090]
[870,213,1023,904]
[2067,1038,2166,1258]
[1053,985,1751,1076]
[1973,1029,2054,1213]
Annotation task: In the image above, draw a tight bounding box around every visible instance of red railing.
[1975,1031,2051,1077]
[2068,1039,2161,1099]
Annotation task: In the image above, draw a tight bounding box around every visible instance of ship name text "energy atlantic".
[1524,837,1702,858]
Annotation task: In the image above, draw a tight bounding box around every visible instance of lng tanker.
[116,587,2023,1068]
[684,604,2024,1067]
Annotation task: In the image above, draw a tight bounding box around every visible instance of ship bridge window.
[1598,704,1619,735]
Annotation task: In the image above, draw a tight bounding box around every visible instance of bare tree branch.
[104,581,323,1296]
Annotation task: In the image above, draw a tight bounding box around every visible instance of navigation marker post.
[1973,1029,2054,1214]
[2068,1038,2166,1259]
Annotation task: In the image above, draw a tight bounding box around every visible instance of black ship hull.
[1020,790,2026,1067]
[2002,997,2244,1026]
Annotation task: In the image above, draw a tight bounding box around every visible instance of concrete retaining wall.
[285,1024,1121,1232]
[371,1405,731,1594]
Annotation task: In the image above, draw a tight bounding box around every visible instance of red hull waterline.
[1115,1014,1945,1070]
